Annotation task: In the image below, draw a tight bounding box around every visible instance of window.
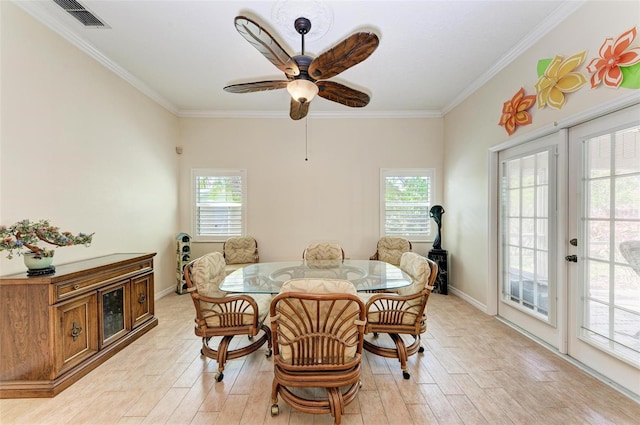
[380,169,434,241]
[192,169,246,241]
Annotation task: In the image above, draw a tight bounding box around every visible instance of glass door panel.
[99,280,131,348]
[568,104,640,396]
[498,133,562,348]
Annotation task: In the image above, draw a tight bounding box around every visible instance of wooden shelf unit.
[0,253,158,398]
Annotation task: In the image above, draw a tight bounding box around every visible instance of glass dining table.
[220,259,412,294]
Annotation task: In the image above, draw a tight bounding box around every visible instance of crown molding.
[441,0,587,115]
[15,0,585,120]
[13,0,180,115]
[177,109,442,119]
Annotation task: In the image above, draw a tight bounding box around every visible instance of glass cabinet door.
[98,281,131,348]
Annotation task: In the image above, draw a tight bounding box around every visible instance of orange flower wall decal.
[535,51,587,110]
[499,87,536,135]
[587,27,640,88]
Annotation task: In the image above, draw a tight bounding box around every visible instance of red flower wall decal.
[587,27,640,88]
[499,88,536,135]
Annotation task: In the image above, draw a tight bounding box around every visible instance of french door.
[567,104,640,395]
[497,104,640,396]
[498,133,565,349]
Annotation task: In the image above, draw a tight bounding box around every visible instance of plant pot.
[23,251,54,270]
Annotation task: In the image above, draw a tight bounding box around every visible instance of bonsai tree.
[0,219,94,259]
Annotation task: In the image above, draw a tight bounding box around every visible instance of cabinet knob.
[138,293,146,304]
[73,284,80,290]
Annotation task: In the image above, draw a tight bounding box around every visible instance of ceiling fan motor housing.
[294,17,311,35]
[293,55,315,82]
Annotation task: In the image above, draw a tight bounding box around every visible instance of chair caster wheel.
[373,332,379,338]
[248,335,253,340]
[265,349,272,357]
[215,372,224,382]
[270,404,279,416]
[359,381,363,389]
[200,348,204,356]
[402,371,410,380]
[418,346,425,353]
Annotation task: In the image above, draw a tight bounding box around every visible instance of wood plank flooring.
[2,292,639,424]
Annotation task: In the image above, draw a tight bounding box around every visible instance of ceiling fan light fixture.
[287,79,318,103]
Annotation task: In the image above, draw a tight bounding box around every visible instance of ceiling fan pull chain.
[305,117,309,162]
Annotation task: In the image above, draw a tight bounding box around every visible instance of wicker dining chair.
[302,242,345,262]
[269,278,366,425]
[184,252,272,382]
[369,236,412,266]
[222,235,259,276]
[362,252,437,379]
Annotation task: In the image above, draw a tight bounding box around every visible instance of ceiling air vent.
[52,0,109,28]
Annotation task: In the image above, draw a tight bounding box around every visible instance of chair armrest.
[364,290,424,307]
[194,292,259,309]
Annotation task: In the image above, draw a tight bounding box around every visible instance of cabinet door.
[54,293,98,375]
[131,273,154,328]
[98,281,131,348]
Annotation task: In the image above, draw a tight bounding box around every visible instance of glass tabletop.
[220,259,412,294]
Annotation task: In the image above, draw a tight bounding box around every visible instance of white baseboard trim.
[447,286,489,314]
[155,285,177,299]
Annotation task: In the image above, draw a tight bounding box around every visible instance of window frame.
[191,168,247,242]
[379,168,435,242]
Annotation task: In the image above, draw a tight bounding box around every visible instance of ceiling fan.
[223,16,379,120]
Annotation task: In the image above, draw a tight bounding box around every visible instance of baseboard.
[447,286,489,314]
[155,285,177,299]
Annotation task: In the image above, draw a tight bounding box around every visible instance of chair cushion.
[191,252,227,299]
[397,252,430,296]
[303,243,343,261]
[280,278,357,295]
[245,293,271,323]
[224,236,258,265]
[376,236,411,266]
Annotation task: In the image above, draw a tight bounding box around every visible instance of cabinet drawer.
[55,260,153,302]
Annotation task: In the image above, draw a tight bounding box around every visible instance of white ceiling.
[15,0,585,118]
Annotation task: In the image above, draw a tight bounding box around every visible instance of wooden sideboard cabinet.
[0,253,158,398]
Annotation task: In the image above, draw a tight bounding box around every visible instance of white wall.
[0,2,180,294]
[443,0,640,306]
[178,116,444,260]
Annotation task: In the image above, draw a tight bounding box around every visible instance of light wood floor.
[2,291,639,424]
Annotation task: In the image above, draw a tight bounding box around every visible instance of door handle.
[565,255,577,262]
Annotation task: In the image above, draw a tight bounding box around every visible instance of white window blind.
[192,169,246,241]
[380,169,434,241]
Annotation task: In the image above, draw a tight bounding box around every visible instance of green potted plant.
[0,219,94,273]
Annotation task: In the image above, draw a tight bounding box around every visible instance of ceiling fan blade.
[234,16,300,77]
[316,81,370,107]
[308,32,379,80]
[224,80,289,94]
[290,98,310,120]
